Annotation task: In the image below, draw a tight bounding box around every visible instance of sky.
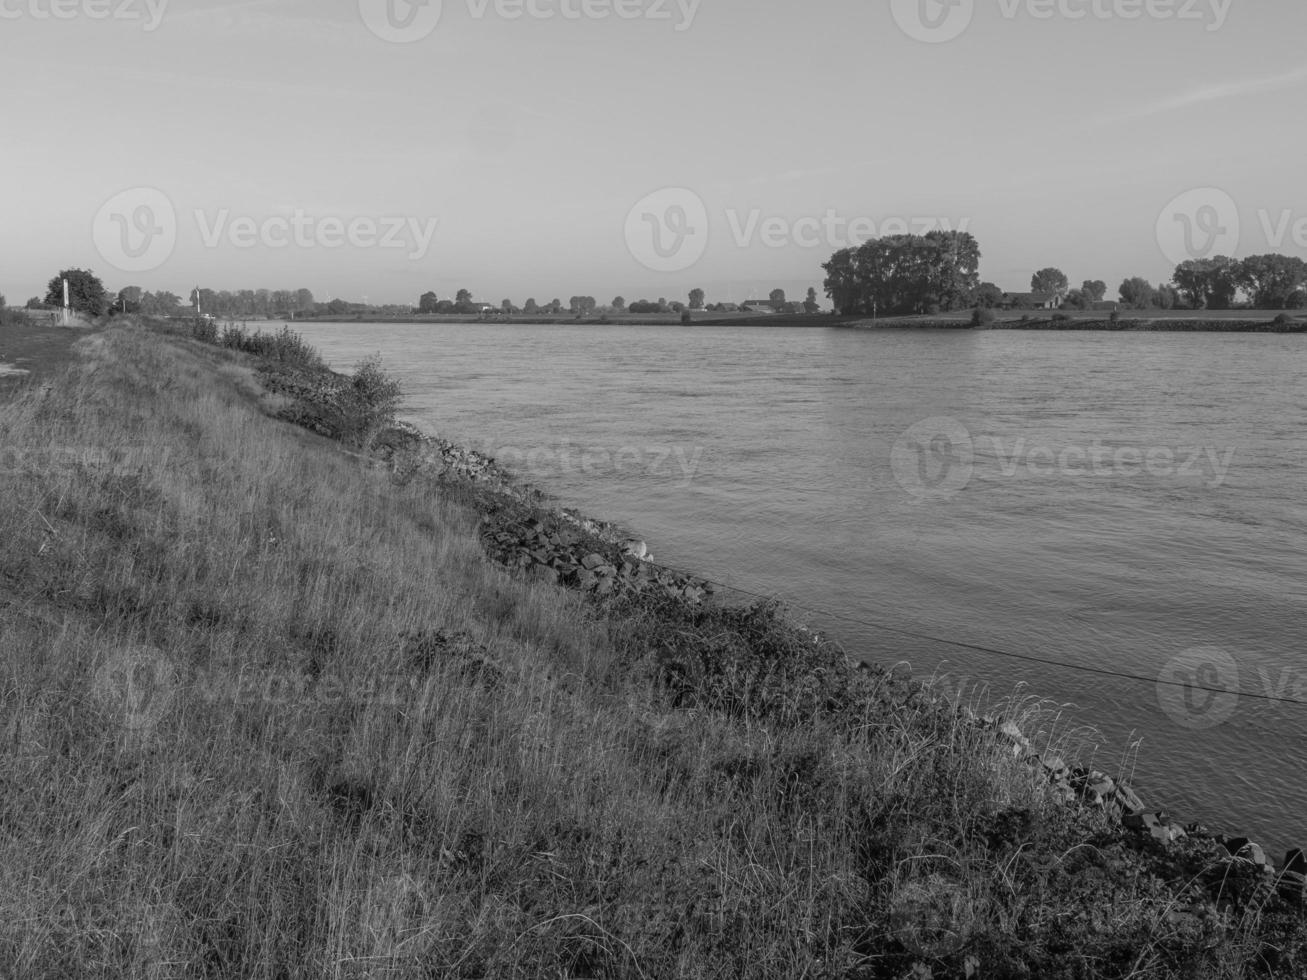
[3,0,1306,308]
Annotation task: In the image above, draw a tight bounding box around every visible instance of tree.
[1235,254,1307,309]
[1081,280,1107,304]
[138,291,171,315]
[1151,284,1180,310]
[114,286,144,314]
[612,296,626,312]
[804,287,820,314]
[1118,277,1155,309]
[44,269,107,317]
[976,282,1005,309]
[501,299,513,313]
[25,297,43,309]
[1062,289,1088,310]
[1171,257,1239,310]
[455,289,473,305]
[0,293,6,309]
[523,298,539,314]
[823,232,982,316]
[689,288,705,310]
[418,291,439,313]
[1031,268,1069,300]
[769,288,786,309]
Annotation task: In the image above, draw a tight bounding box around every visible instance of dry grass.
[0,323,1301,979]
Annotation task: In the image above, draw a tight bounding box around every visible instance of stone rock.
[1115,784,1145,815]
[1284,848,1307,876]
[622,539,648,560]
[1278,870,1307,904]
[582,553,608,570]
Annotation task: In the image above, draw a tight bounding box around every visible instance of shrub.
[970,308,996,326]
[190,318,218,344]
[1109,309,1121,324]
[680,310,692,324]
[1051,313,1071,323]
[1274,312,1295,326]
[336,355,403,450]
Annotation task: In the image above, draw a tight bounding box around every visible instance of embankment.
[1,318,1305,978]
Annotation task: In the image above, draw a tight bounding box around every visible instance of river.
[289,321,1307,855]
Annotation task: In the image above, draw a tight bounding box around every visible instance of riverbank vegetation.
[1,320,1306,977]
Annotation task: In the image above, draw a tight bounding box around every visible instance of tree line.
[821,235,1307,316]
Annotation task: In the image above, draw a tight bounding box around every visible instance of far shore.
[217,309,1306,332]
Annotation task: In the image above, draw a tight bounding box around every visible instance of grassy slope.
[0,323,1303,979]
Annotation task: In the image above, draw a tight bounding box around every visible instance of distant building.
[741,300,779,314]
[1002,291,1063,310]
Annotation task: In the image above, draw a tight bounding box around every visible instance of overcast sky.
[3,0,1305,307]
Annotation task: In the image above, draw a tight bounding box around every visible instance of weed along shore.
[2,317,1307,978]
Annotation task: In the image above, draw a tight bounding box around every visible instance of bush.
[1274,312,1295,326]
[1109,309,1121,324]
[337,355,403,450]
[1051,313,1071,323]
[970,308,996,326]
[680,310,692,324]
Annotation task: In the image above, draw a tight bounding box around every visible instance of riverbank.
[2,318,1305,977]
[843,312,1307,332]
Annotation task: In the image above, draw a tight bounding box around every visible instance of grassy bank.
[1,322,1305,978]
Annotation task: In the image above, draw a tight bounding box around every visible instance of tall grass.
[0,324,1299,978]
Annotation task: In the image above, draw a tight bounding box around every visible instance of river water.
[292,321,1307,854]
